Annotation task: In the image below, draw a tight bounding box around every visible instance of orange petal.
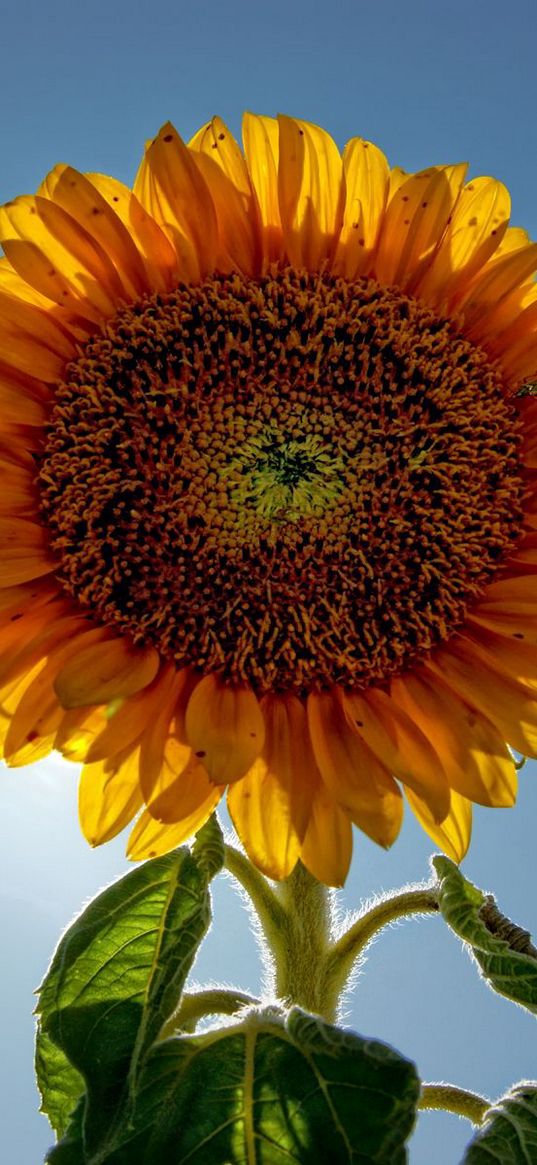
[277,114,345,269]
[374,163,468,290]
[227,694,316,880]
[426,636,537,757]
[416,176,511,308]
[299,778,353,887]
[0,517,55,584]
[242,112,282,267]
[406,788,472,862]
[55,704,106,763]
[38,165,150,300]
[137,667,197,804]
[465,618,537,686]
[54,636,160,708]
[390,670,516,807]
[2,660,64,765]
[332,137,389,279]
[185,674,265,784]
[147,753,222,825]
[134,122,218,281]
[0,459,37,514]
[341,687,451,822]
[79,747,143,846]
[2,625,107,762]
[127,795,221,861]
[0,288,76,382]
[0,608,83,689]
[470,575,537,632]
[83,672,172,763]
[307,689,403,847]
[189,117,261,277]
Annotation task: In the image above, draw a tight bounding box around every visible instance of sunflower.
[0,113,536,887]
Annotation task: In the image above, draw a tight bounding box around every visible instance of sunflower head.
[1,112,536,885]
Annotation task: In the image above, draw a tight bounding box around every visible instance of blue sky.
[1,1,536,1162]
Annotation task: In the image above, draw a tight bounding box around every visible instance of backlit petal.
[54,637,159,708]
[307,690,403,847]
[406,788,472,862]
[185,674,265,784]
[277,115,345,269]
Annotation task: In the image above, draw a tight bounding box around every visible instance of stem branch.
[419,1083,490,1126]
[325,884,439,1000]
[160,988,260,1037]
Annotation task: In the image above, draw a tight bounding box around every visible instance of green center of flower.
[226,430,345,521]
[38,267,525,694]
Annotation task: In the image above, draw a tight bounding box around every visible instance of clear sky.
[1,2,536,1163]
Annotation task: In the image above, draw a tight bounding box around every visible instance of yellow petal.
[416,176,511,308]
[390,670,516,807]
[127,794,221,861]
[134,122,218,280]
[189,117,261,276]
[342,687,451,822]
[185,674,265,784]
[227,694,315,880]
[79,747,143,846]
[458,241,537,342]
[0,195,123,318]
[277,114,345,269]
[307,689,403,847]
[374,163,468,290]
[86,172,179,292]
[242,112,282,267]
[406,788,472,862]
[38,165,150,300]
[299,780,353,888]
[332,137,389,278]
[54,637,159,708]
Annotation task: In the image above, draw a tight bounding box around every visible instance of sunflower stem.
[419,1082,489,1125]
[271,862,339,1022]
[324,883,439,1003]
[159,988,260,1037]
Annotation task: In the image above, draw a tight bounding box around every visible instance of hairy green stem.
[419,1083,490,1126]
[160,988,260,1037]
[325,885,439,1002]
[223,843,286,949]
[272,862,338,1022]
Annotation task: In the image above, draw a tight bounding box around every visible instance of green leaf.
[461,1083,537,1164]
[35,1027,84,1138]
[433,856,537,1014]
[37,846,214,1156]
[98,1006,420,1164]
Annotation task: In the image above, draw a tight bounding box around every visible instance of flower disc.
[40,268,524,693]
